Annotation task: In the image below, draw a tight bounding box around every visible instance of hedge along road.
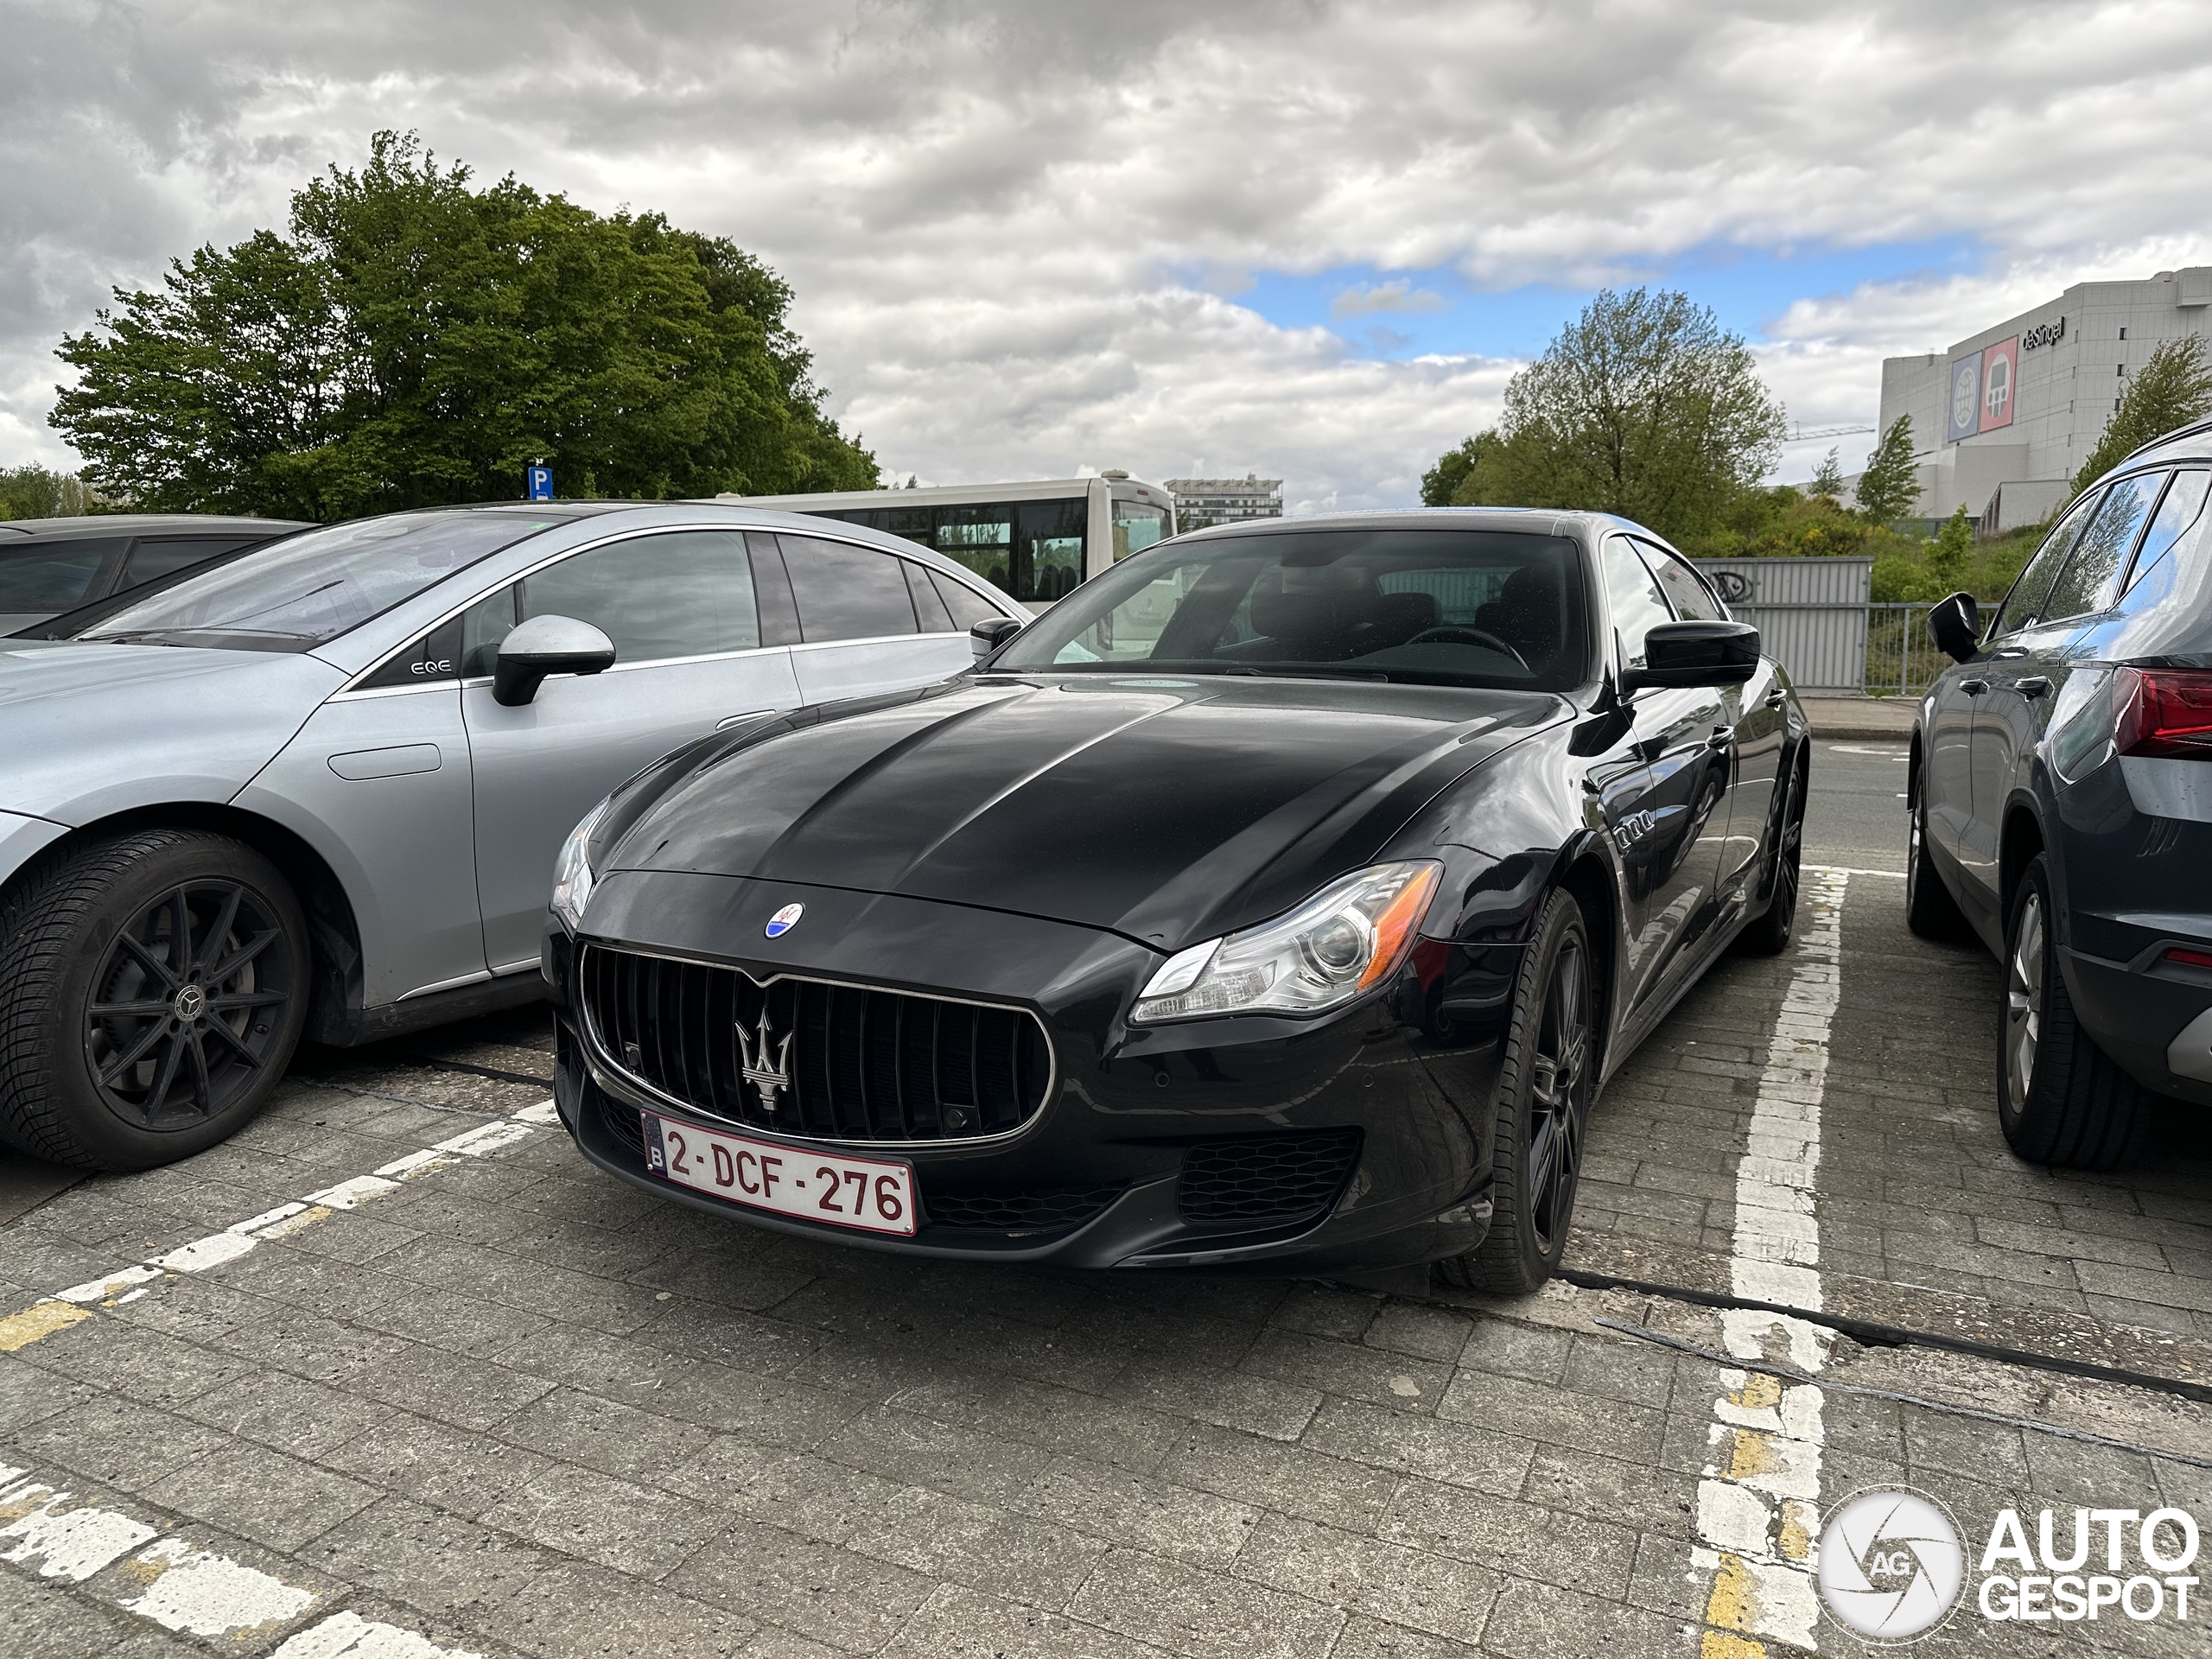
[1,751,2209,1658]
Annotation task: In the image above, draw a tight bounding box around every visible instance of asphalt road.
[3,747,2210,1658]
[1803,737,1911,874]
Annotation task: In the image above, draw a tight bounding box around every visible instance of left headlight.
[550,798,610,933]
[1131,860,1442,1025]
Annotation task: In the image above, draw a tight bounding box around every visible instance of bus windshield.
[992,526,1588,691]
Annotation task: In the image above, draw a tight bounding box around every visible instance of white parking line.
[1,1465,478,1656]
[1691,868,1847,1656]
[0,1096,560,1352]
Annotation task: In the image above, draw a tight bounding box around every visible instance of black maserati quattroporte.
[542,510,1808,1289]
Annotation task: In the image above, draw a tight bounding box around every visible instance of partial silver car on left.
[0,501,1027,1170]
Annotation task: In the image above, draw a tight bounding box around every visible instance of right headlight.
[1131,860,1442,1025]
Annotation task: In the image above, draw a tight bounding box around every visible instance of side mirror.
[493,614,617,706]
[1927,591,1980,664]
[969,616,1022,662]
[1620,620,1760,696]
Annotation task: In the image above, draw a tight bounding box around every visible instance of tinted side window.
[520,531,760,664]
[1638,542,1726,621]
[781,535,918,641]
[0,537,124,610]
[1992,490,2101,638]
[931,570,1003,629]
[124,537,257,585]
[1601,537,1675,669]
[904,561,953,632]
[2120,469,2211,612]
[2044,472,2164,621]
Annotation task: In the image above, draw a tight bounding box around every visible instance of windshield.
[993,526,1588,690]
[85,511,572,650]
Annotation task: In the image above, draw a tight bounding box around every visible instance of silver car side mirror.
[493,614,617,706]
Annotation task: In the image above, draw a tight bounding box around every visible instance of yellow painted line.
[0,1301,91,1353]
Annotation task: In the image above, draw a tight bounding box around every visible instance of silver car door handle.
[1707,728,1732,751]
[1764,688,1787,709]
[2017,677,2052,699]
[1959,678,1989,696]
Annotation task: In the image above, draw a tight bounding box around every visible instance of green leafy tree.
[1447,288,1785,544]
[1927,504,1975,587]
[1853,416,1920,525]
[1808,447,1844,499]
[0,465,101,519]
[50,132,876,519]
[1420,435,1487,505]
[2072,334,2212,493]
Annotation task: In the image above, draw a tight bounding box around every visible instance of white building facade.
[1875,267,2212,530]
[1164,474,1283,526]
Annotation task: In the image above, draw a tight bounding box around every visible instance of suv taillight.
[2114,667,2212,760]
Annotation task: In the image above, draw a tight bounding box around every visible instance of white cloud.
[6,1,2212,502]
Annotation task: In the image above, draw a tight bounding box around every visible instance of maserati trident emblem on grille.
[735,1009,794,1113]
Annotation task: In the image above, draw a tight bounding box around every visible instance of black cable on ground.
[1559,1266,2212,1408]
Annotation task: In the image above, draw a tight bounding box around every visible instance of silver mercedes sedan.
[0,502,1026,1169]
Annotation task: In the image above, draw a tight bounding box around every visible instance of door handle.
[1764,688,1787,709]
[2017,677,2052,699]
[1707,728,1733,751]
[1959,678,1989,696]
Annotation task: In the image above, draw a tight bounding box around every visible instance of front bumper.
[545,870,1509,1272]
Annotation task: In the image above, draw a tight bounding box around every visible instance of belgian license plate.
[639,1111,917,1236]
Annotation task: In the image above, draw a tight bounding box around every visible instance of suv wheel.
[1905,779,1968,939]
[1997,853,2148,1170]
[0,829,310,1170]
[1440,887,1593,1294]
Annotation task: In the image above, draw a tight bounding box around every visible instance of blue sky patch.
[1227,236,1982,362]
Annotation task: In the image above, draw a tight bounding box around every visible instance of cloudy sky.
[7,0,2212,510]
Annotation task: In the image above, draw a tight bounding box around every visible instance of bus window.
[935,505,1013,594]
[1017,499,1086,601]
[1113,499,1172,561]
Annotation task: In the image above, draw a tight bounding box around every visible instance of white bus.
[722,471,1176,610]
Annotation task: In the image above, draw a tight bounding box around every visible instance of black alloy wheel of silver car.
[0,829,309,1170]
[1739,748,1808,956]
[1997,853,2149,1171]
[1442,887,1594,1293]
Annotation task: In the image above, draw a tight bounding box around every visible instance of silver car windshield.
[85,511,574,651]
[992,527,1590,691]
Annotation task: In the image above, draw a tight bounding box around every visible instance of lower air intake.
[1179,1129,1363,1225]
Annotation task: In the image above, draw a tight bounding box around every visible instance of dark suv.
[0,515,310,635]
[1909,422,2212,1168]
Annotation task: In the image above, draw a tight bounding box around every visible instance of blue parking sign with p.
[526,465,554,501]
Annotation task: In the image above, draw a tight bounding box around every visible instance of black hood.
[609,674,1565,949]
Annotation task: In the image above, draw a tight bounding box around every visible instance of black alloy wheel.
[1995,852,2148,1171]
[85,880,294,1128]
[1739,748,1808,956]
[1442,887,1594,1293]
[0,829,310,1169]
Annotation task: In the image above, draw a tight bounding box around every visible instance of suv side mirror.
[493,614,617,706]
[1620,620,1761,696]
[970,616,1022,661]
[1927,591,1980,664]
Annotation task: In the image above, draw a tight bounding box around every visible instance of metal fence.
[1696,558,1939,697]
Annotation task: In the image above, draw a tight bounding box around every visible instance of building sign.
[1948,336,2019,441]
[2021,316,2065,351]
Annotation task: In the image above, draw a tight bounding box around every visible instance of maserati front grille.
[579,944,1053,1143]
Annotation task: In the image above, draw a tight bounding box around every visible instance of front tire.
[1905,774,1968,940]
[1440,888,1594,1294]
[0,830,310,1170]
[1996,853,2147,1171]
